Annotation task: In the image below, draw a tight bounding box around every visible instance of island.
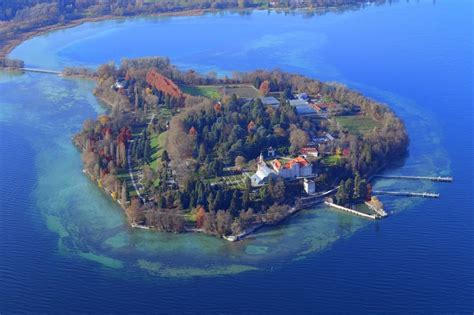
[71,57,408,240]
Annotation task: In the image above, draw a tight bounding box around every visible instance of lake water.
[1,1,473,312]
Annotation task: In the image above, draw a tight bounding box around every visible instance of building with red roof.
[271,156,312,178]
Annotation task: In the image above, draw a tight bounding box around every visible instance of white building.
[271,157,313,178]
[300,147,319,158]
[303,178,316,194]
[251,154,278,186]
[267,147,276,158]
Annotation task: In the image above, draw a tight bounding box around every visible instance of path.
[126,113,156,203]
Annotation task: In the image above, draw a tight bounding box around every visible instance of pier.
[324,201,378,220]
[372,175,453,182]
[372,190,440,198]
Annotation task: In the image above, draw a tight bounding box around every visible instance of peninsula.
[72,57,409,239]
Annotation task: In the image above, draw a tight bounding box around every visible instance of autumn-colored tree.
[259,80,270,96]
[289,128,309,153]
[98,115,109,126]
[127,198,144,223]
[195,206,206,229]
[234,155,247,170]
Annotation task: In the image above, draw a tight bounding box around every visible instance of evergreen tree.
[335,180,347,205]
[344,178,354,202]
[353,172,361,200]
[161,149,170,162]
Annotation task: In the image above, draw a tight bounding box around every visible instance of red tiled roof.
[273,157,309,170]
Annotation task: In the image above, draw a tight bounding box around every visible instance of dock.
[372,190,440,198]
[372,175,453,182]
[324,201,378,220]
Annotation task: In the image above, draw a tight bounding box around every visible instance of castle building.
[271,157,312,178]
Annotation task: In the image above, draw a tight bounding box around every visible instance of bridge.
[372,190,440,198]
[372,175,453,182]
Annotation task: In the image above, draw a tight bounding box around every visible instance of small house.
[325,133,335,142]
[300,147,319,158]
[267,147,276,158]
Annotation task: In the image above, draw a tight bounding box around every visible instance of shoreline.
[7,2,404,242]
[1,3,373,58]
[0,8,214,58]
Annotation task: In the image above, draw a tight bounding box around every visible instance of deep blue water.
[1,1,473,313]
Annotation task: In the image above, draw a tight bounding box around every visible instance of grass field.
[181,85,221,100]
[334,115,379,136]
[222,85,260,98]
[150,131,168,171]
[321,155,341,166]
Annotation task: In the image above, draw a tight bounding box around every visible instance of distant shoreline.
[0,9,211,57]
[1,3,374,58]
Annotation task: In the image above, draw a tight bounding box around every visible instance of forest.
[73,57,408,238]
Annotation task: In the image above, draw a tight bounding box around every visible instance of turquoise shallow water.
[1,1,473,312]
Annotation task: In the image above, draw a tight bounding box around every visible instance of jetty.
[372,175,453,183]
[372,190,440,198]
[365,201,388,218]
[324,201,378,220]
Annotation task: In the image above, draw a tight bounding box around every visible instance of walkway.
[126,113,156,203]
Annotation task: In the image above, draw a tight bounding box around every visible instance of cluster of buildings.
[250,91,343,195]
[260,92,341,118]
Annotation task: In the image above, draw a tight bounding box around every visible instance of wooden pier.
[372,190,440,198]
[372,175,453,183]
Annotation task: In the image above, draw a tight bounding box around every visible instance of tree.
[161,149,170,163]
[259,80,270,96]
[271,177,286,203]
[195,206,206,228]
[127,198,144,223]
[353,172,361,200]
[289,128,309,153]
[121,181,129,206]
[216,210,232,236]
[335,180,348,205]
[198,143,207,161]
[231,218,242,235]
[234,155,247,170]
[359,179,368,201]
[344,178,354,202]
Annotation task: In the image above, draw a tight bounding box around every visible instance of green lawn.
[334,115,380,136]
[222,85,260,98]
[321,155,341,166]
[181,85,221,100]
[150,131,168,171]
